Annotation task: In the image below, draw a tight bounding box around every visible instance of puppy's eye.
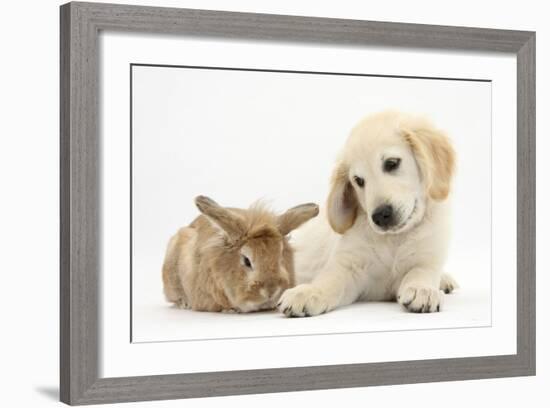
[383,158,401,173]
[242,255,252,269]
[353,176,365,188]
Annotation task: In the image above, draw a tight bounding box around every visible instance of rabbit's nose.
[250,280,263,290]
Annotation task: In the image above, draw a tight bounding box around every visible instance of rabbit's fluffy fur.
[162,196,319,312]
[278,111,458,317]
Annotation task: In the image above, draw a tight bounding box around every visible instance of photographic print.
[61,3,534,404]
[130,64,492,343]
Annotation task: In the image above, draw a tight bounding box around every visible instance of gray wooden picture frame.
[60,1,536,405]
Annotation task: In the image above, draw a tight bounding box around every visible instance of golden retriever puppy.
[278,110,458,316]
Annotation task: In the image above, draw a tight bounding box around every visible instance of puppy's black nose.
[372,205,394,228]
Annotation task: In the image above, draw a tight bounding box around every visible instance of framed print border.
[60,2,535,405]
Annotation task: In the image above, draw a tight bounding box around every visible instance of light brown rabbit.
[162,196,319,312]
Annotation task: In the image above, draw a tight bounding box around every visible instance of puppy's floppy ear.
[326,161,358,234]
[277,203,319,236]
[195,196,246,238]
[402,125,456,201]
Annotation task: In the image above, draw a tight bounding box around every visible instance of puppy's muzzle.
[372,204,395,229]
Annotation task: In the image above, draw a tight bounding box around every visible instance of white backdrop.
[132,65,492,341]
[1,0,547,407]
[100,29,517,377]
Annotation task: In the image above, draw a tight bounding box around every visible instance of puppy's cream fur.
[278,111,457,316]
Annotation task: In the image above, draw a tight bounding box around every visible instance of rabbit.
[162,196,319,313]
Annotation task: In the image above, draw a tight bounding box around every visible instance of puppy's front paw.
[277,284,330,317]
[440,273,459,294]
[398,286,441,313]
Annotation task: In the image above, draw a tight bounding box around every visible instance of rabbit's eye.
[242,255,252,269]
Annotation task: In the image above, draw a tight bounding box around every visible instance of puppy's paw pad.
[277,284,329,318]
[440,273,459,294]
[398,286,441,313]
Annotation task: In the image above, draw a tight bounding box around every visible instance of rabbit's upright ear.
[326,161,358,234]
[277,203,319,236]
[195,196,246,238]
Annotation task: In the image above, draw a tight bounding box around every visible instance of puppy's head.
[327,111,455,235]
